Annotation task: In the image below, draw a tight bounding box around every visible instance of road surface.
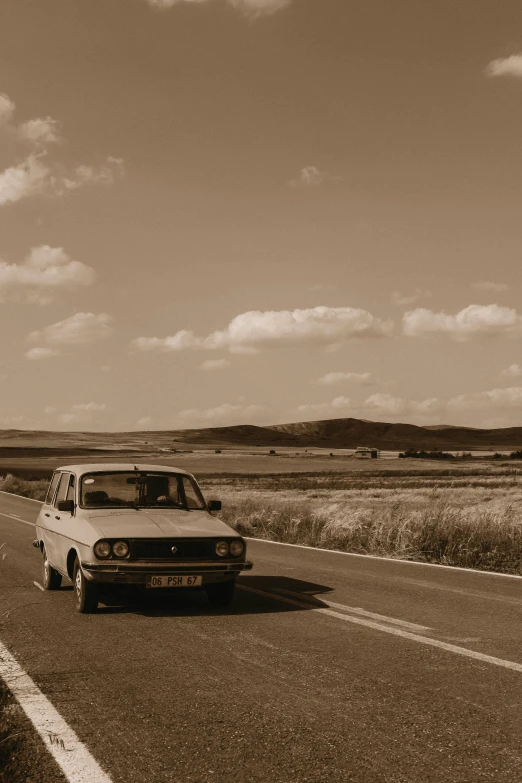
[0,491,521,783]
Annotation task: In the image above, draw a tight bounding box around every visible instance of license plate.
[146,575,202,588]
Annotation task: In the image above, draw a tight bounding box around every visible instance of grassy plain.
[1,453,521,575]
[203,461,522,575]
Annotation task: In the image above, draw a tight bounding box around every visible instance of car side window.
[66,475,75,503]
[54,473,70,507]
[181,476,205,510]
[45,472,61,506]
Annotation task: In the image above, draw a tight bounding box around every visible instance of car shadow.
[95,575,334,617]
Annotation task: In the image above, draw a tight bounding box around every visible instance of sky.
[1,0,522,432]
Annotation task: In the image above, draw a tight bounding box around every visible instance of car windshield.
[80,472,206,510]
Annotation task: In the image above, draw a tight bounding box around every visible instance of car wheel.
[73,557,98,613]
[42,547,62,590]
[206,579,236,608]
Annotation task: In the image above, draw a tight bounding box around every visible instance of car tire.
[73,557,98,613]
[42,547,62,590]
[206,579,236,608]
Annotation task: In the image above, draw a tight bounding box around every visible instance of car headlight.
[94,541,111,559]
[215,541,229,557]
[229,540,244,557]
[112,541,129,558]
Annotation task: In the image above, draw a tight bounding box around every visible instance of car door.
[48,471,75,573]
[39,471,62,567]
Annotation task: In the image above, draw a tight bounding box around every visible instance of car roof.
[54,463,194,477]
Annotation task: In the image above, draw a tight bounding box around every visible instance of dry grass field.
[2,456,522,575]
[200,464,522,575]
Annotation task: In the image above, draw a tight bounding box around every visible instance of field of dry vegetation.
[2,462,522,575]
[201,465,522,575]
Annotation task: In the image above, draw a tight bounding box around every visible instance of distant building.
[354,446,380,459]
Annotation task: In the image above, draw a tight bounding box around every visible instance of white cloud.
[413,397,446,416]
[132,330,202,353]
[0,93,61,145]
[295,392,446,422]
[25,347,59,361]
[362,393,445,417]
[18,117,61,146]
[144,0,290,17]
[391,289,431,306]
[501,363,522,378]
[229,0,290,14]
[0,155,51,206]
[200,358,232,371]
[0,154,123,206]
[472,281,508,292]
[29,312,113,346]
[317,371,375,387]
[0,245,96,302]
[136,416,153,429]
[289,166,340,187]
[175,402,272,427]
[486,55,522,78]
[447,387,522,412]
[71,402,107,413]
[364,393,409,416]
[132,306,393,355]
[0,93,15,125]
[0,414,33,428]
[62,404,107,426]
[295,385,522,425]
[0,91,123,206]
[403,304,522,339]
[43,401,107,427]
[297,396,356,417]
[60,158,125,192]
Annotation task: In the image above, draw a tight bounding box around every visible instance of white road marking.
[238,585,522,674]
[274,589,432,632]
[324,601,432,632]
[0,639,114,783]
[0,511,34,527]
[0,490,42,504]
[246,537,522,579]
[33,581,44,592]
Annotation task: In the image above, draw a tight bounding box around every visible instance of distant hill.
[422,424,480,431]
[266,418,522,450]
[171,425,306,446]
[1,417,522,451]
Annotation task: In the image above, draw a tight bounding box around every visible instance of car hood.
[87,509,235,539]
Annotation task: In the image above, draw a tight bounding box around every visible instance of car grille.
[130,539,216,561]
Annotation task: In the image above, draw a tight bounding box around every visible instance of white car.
[33,463,252,613]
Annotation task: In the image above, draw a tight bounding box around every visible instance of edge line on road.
[0,490,42,504]
[245,537,522,580]
[0,511,35,527]
[238,585,522,674]
[0,639,114,783]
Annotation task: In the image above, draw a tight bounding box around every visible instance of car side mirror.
[57,500,75,513]
[208,500,222,512]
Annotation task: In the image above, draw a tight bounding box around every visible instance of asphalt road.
[1,491,521,783]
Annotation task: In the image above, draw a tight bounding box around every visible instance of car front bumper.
[81,560,253,585]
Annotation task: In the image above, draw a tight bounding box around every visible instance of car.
[33,463,252,613]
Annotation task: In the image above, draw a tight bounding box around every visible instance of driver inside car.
[144,477,180,505]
